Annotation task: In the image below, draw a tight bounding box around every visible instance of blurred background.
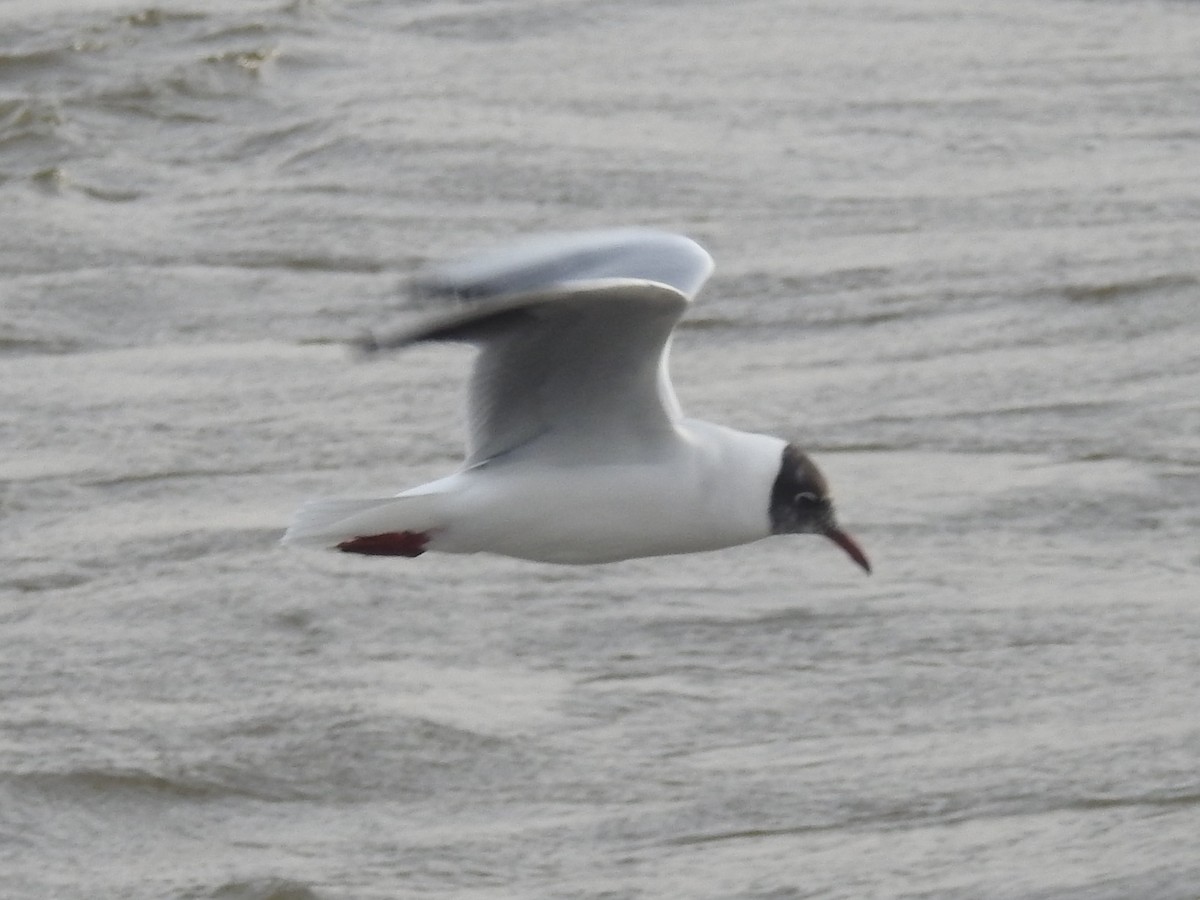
[2,1,1198,898]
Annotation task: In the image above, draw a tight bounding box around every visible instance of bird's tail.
[281,494,444,550]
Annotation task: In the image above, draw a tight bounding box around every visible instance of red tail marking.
[337,530,430,557]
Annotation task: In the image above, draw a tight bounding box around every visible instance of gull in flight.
[283,228,870,572]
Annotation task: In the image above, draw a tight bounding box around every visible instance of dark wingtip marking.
[337,531,430,557]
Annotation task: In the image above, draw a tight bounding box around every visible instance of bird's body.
[283,228,870,573]
[419,422,781,564]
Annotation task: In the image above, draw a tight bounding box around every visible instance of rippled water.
[3,1,1199,898]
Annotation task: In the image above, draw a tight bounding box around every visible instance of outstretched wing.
[361,229,714,465]
[410,227,714,303]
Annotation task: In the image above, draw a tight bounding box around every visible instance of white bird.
[283,228,870,572]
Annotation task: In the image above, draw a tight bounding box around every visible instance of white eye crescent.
[794,491,818,504]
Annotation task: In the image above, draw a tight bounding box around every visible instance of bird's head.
[770,443,871,574]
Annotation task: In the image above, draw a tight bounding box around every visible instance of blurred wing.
[411,228,714,302]
[362,229,713,464]
[363,279,690,464]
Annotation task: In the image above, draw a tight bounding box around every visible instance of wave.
[189,878,323,900]
[1061,273,1198,304]
[0,46,70,78]
[0,96,67,148]
[0,331,87,356]
[2,708,539,807]
[12,768,240,801]
[662,784,1200,851]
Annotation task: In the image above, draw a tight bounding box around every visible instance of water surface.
[2,1,1199,898]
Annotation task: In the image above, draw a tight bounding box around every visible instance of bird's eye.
[794,491,818,505]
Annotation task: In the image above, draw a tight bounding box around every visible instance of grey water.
[2,1,1199,898]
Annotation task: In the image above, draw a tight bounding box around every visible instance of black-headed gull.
[283,228,870,572]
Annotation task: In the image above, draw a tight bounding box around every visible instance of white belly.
[429,425,784,564]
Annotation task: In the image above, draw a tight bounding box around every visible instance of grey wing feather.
[465,282,688,464]
[365,280,688,463]
[361,229,711,464]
